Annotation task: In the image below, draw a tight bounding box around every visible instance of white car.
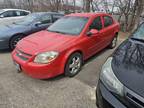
[0,9,30,25]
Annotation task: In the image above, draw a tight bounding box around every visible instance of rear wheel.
[109,34,118,49]
[10,34,24,50]
[65,53,83,77]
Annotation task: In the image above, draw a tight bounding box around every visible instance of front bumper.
[96,81,127,108]
[11,49,64,79]
[97,80,144,108]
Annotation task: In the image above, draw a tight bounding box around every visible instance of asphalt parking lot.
[0,32,128,108]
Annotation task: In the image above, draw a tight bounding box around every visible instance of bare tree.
[84,0,91,12]
[130,0,144,32]
[72,0,76,13]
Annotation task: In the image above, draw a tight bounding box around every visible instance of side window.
[40,15,51,24]
[15,11,21,16]
[20,11,29,16]
[2,11,17,17]
[103,16,113,27]
[89,16,102,31]
[52,15,63,22]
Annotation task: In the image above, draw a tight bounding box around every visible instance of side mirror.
[35,21,42,26]
[0,15,4,18]
[87,29,99,36]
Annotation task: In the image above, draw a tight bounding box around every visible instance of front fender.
[59,46,84,73]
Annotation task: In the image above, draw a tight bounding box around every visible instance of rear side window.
[89,16,102,31]
[20,11,29,16]
[15,11,21,16]
[52,14,63,22]
[40,15,51,24]
[103,16,113,27]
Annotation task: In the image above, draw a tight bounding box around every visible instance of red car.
[12,13,120,79]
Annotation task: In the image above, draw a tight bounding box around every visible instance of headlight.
[100,57,124,96]
[34,51,59,64]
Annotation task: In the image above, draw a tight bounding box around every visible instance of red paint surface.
[12,13,120,79]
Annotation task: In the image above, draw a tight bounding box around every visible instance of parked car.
[96,22,144,108]
[12,13,120,79]
[0,12,64,50]
[0,9,30,25]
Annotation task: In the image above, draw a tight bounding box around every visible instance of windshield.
[132,23,144,40]
[14,14,38,25]
[48,16,88,35]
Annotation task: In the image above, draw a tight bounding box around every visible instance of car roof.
[1,9,30,12]
[31,12,64,15]
[29,12,64,17]
[67,12,111,17]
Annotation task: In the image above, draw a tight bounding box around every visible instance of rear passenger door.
[38,14,52,29]
[85,16,103,56]
[32,14,52,32]
[101,16,115,45]
[11,11,24,21]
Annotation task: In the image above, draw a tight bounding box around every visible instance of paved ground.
[0,32,128,108]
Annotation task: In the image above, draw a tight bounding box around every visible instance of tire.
[109,34,118,49]
[9,34,24,50]
[65,53,83,77]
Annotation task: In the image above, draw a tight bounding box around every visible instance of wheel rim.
[69,56,81,74]
[11,37,22,49]
[112,37,117,48]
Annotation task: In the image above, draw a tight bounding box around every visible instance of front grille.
[17,49,32,57]
[126,88,144,108]
[16,49,32,61]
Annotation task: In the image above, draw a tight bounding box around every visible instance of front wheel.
[9,34,24,50]
[65,53,83,77]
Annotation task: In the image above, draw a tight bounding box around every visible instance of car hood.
[17,30,78,55]
[112,39,144,97]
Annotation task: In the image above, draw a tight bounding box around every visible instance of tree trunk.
[73,0,76,13]
[85,0,91,12]
[131,0,144,33]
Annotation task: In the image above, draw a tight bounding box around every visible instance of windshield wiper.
[48,30,66,34]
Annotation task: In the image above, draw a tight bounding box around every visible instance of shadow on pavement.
[84,47,109,65]
[42,74,65,81]
[0,49,11,53]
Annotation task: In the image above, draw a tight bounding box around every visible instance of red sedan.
[12,13,120,79]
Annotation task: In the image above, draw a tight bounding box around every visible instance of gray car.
[0,12,64,50]
[0,9,30,25]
